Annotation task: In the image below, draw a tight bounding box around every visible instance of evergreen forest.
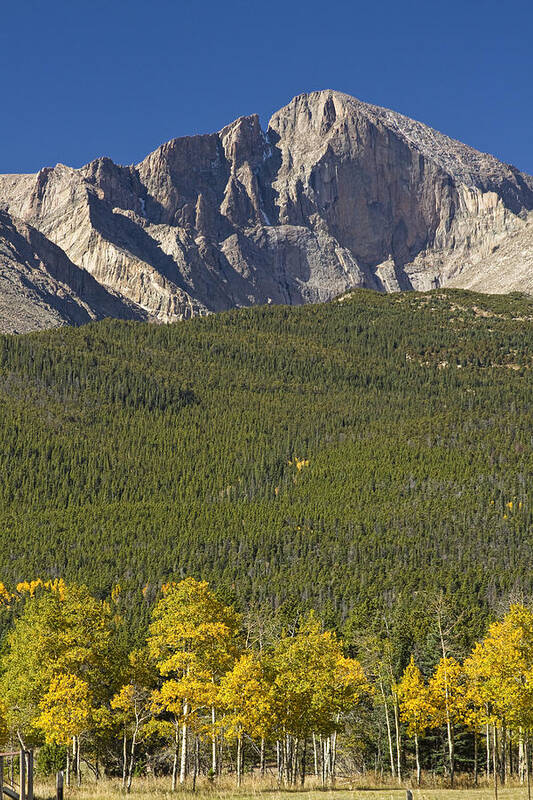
[0,287,532,653]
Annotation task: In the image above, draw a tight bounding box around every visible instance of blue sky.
[1,0,532,174]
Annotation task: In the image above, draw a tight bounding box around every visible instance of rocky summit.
[1,90,533,332]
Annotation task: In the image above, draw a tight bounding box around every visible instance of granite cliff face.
[0,210,144,333]
[1,90,533,330]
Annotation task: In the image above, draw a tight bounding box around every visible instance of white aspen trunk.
[301,737,307,787]
[519,730,525,785]
[527,738,531,800]
[211,707,217,776]
[122,730,127,790]
[236,735,242,788]
[260,737,265,777]
[76,737,81,787]
[218,730,224,776]
[415,733,421,786]
[312,733,318,778]
[380,679,396,778]
[331,730,337,786]
[501,722,507,785]
[493,725,499,800]
[486,723,491,782]
[180,708,188,786]
[474,731,478,787]
[392,695,401,783]
[171,747,178,792]
[66,749,70,789]
[292,737,299,786]
[126,724,138,794]
[192,736,199,792]
[437,612,454,788]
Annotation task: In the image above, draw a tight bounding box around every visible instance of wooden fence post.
[19,750,25,800]
[56,771,64,800]
[27,751,33,800]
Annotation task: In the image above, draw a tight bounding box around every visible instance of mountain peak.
[1,90,532,331]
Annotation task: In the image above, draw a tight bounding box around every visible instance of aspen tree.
[148,578,239,786]
[271,613,368,786]
[428,656,464,786]
[36,674,91,786]
[464,604,533,797]
[397,657,431,785]
[111,650,155,793]
[0,581,114,748]
[218,653,274,786]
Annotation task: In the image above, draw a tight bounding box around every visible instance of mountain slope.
[0,289,531,631]
[1,90,533,328]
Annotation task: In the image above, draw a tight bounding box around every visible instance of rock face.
[0,210,144,333]
[1,90,533,330]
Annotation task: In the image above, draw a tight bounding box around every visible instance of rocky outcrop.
[0,210,144,333]
[1,90,532,331]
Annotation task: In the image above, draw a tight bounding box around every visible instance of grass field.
[32,777,528,800]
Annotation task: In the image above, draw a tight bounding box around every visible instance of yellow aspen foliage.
[0,581,116,743]
[288,457,310,471]
[36,673,91,745]
[397,656,431,738]
[0,701,8,747]
[463,603,533,730]
[428,656,465,729]
[148,577,239,679]
[0,583,15,606]
[148,577,240,779]
[271,612,369,739]
[218,653,274,742]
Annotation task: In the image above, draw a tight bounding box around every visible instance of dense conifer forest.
[0,287,531,655]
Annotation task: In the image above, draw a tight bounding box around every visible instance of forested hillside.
[0,288,531,652]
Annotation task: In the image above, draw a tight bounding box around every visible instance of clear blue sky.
[2,0,532,175]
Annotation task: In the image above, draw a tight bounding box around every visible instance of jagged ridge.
[1,90,532,330]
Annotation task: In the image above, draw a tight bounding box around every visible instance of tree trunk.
[122,731,127,790]
[312,733,318,778]
[276,740,281,785]
[72,737,77,778]
[493,725,498,800]
[474,731,478,787]
[260,737,265,777]
[292,737,298,786]
[392,695,402,783]
[126,725,138,794]
[192,736,199,792]
[486,723,491,782]
[415,733,421,786]
[500,721,507,785]
[301,737,307,787]
[236,735,242,788]
[180,708,188,785]
[331,730,337,786]
[211,706,217,776]
[519,730,525,785]
[66,749,70,789]
[171,728,179,792]
[527,739,531,800]
[76,737,81,787]
[446,721,454,787]
[379,679,396,778]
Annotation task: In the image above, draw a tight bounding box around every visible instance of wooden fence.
[0,751,33,800]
